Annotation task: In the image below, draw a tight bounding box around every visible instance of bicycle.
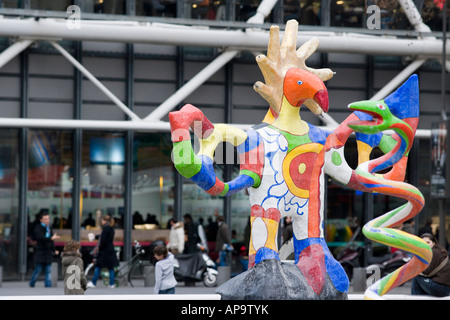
[85,240,149,287]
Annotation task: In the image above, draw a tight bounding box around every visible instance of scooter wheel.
[203,272,217,287]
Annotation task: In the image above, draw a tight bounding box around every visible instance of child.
[153,244,177,294]
[61,239,87,295]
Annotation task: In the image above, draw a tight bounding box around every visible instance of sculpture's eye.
[297,80,303,85]
[377,103,386,110]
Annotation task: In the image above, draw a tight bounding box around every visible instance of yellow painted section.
[249,216,280,255]
[271,97,309,135]
[282,143,323,198]
[197,123,248,159]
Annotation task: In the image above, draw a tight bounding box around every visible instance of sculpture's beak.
[313,89,329,113]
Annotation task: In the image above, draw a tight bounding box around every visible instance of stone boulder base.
[215,259,348,300]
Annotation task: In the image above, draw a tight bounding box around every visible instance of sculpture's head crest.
[254,20,334,121]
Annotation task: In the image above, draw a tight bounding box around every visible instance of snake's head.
[347,100,395,134]
[284,68,329,113]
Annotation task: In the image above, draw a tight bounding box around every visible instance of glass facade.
[26,130,74,276]
[81,131,125,230]
[0,0,447,281]
[132,132,174,230]
[0,0,446,31]
[0,106,442,280]
[0,129,19,278]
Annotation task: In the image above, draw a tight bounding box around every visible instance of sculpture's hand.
[169,104,264,196]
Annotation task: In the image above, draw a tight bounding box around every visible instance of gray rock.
[215,259,348,300]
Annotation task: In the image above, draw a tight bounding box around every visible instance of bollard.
[143,265,155,287]
[51,262,58,287]
[352,267,367,293]
[216,266,231,286]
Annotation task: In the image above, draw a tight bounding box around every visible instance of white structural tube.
[49,41,141,121]
[0,117,169,131]
[144,49,239,121]
[247,0,279,24]
[0,18,448,57]
[398,0,432,33]
[0,39,34,69]
[0,117,431,137]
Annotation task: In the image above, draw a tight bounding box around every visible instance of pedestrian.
[87,214,119,288]
[153,244,177,294]
[61,239,87,295]
[29,212,60,288]
[215,215,232,266]
[183,213,199,253]
[167,218,185,254]
[411,233,450,297]
[215,215,231,252]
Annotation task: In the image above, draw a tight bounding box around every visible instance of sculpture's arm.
[323,112,410,190]
[169,104,264,196]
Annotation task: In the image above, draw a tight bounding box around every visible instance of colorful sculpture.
[169,20,431,300]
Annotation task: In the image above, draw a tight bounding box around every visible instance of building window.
[80,131,125,243]
[421,0,449,31]
[27,129,74,275]
[284,0,321,25]
[330,0,365,27]
[0,129,19,279]
[135,0,177,17]
[132,132,175,231]
[30,0,73,11]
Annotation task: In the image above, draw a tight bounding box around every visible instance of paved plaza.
[0,278,448,300]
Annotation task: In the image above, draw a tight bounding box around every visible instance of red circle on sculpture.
[288,152,318,190]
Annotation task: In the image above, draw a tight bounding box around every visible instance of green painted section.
[172,140,202,178]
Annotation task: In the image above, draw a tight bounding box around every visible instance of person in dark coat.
[87,214,119,288]
[183,214,199,254]
[29,212,60,288]
[411,233,450,297]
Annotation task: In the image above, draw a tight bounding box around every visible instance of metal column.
[123,43,135,262]
[18,51,29,280]
[71,41,82,241]
[223,62,233,229]
[173,46,185,223]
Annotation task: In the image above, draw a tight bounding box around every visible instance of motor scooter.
[173,243,218,287]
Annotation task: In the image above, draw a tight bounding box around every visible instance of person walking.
[153,244,177,294]
[29,212,60,288]
[183,214,199,253]
[167,218,185,254]
[215,215,232,266]
[61,239,87,295]
[411,233,450,297]
[87,214,119,288]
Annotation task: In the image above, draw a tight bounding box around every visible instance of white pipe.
[370,58,427,100]
[247,0,279,24]
[0,117,431,137]
[49,41,141,121]
[0,39,34,69]
[144,49,239,121]
[398,0,432,33]
[0,117,169,131]
[0,18,448,57]
[397,0,450,74]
